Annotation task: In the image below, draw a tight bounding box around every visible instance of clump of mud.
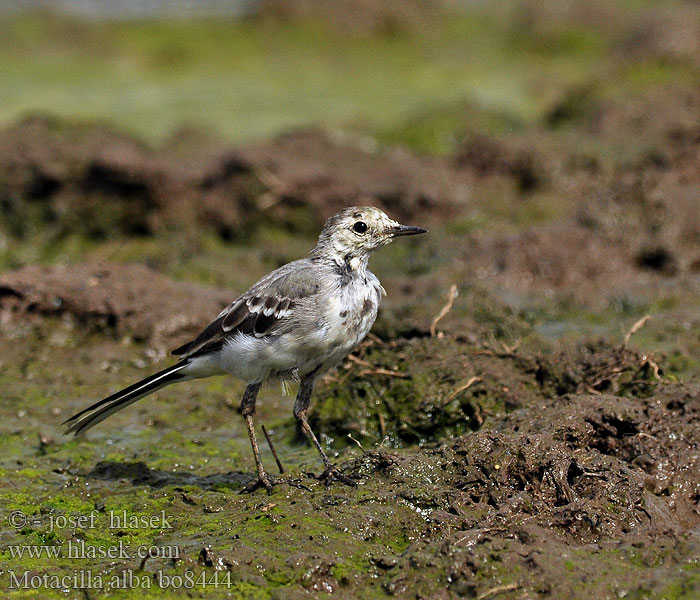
[307,334,663,448]
[0,117,463,243]
[455,134,545,193]
[237,128,465,226]
[0,262,231,349]
[451,86,700,308]
[335,380,700,597]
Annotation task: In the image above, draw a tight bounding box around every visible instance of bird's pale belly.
[208,278,380,384]
[318,283,379,364]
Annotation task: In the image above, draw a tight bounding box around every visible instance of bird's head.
[312,206,427,271]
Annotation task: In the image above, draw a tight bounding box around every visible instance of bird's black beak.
[391,224,428,237]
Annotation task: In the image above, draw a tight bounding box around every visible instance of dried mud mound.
[0,117,462,242]
[337,382,700,597]
[0,262,231,349]
[309,335,663,447]
[454,87,700,306]
[238,128,465,225]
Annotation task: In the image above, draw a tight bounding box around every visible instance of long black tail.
[63,363,190,436]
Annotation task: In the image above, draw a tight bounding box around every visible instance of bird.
[63,206,427,492]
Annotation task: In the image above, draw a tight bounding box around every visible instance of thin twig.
[348,354,409,378]
[498,339,521,354]
[477,583,520,600]
[358,367,409,378]
[256,167,285,195]
[643,356,662,380]
[430,284,458,337]
[262,425,285,474]
[472,403,484,427]
[377,410,386,439]
[347,354,373,367]
[624,315,651,346]
[443,376,482,406]
[582,471,607,479]
[347,433,364,452]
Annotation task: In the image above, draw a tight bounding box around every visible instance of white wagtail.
[64,207,427,492]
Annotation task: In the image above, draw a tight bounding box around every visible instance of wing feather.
[170,259,320,360]
[171,294,299,358]
[222,299,249,331]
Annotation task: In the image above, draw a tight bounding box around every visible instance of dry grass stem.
[430,284,458,337]
[347,353,409,378]
[476,583,520,600]
[624,315,651,346]
[444,376,482,405]
[347,433,364,451]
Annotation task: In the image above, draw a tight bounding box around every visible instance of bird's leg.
[294,374,356,487]
[239,382,278,494]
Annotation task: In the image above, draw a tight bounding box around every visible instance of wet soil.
[1,311,698,598]
[0,262,233,351]
[2,3,700,598]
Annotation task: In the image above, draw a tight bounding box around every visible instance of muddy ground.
[1,2,700,599]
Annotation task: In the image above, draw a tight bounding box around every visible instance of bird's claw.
[240,473,279,495]
[318,466,357,488]
[240,474,313,494]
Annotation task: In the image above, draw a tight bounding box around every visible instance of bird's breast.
[324,275,381,350]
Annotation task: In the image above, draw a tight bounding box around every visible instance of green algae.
[2,322,699,597]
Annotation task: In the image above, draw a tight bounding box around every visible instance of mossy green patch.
[0,6,617,146]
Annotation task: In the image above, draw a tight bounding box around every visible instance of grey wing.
[171,260,321,360]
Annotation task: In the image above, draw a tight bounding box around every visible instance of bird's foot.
[318,465,357,488]
[240,473,313,494]
[240,473,280,495]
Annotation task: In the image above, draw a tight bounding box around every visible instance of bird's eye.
[353,221,368,234]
